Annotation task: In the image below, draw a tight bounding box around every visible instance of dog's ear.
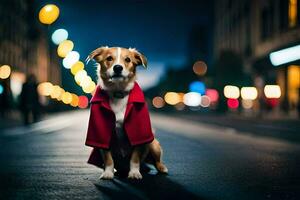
[86,46,109,64]
[130,48,147,68]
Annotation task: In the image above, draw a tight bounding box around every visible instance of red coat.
[85,82,154,167]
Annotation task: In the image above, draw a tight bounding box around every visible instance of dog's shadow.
[94,171,205,200]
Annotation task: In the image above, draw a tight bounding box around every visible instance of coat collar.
[90,82,145,104]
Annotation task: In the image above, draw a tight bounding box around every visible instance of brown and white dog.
[87,46,168,179]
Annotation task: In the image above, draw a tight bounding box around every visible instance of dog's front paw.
[128,170,142,179]
[156,162,168,174]
[100,170,114,179]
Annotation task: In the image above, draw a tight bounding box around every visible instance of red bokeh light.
[78,96,89,108]
[206,89,219,102]
[227,98,239,109]
[266,98,279,108]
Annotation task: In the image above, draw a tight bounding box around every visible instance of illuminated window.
[289,0,298,27]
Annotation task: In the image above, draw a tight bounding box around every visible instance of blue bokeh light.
[51,29,68,45]
[189,81,206,95]
[0,84,3,95]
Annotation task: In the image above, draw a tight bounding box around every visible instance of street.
[0,110,300,200]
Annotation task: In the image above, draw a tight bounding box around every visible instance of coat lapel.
[90,86,112,111]
[124,82,145,121]
[124,103,133,120]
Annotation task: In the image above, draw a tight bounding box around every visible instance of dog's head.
[87,46,147,89]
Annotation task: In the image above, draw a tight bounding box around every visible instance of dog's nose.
[113,65,123,74]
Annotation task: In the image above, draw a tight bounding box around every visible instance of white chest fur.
[109,96,129,128]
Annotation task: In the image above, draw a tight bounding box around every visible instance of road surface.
[0,110,300,200]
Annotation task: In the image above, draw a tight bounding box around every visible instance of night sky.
[38,0,212,90]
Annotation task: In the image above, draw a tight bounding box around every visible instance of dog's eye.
[125,57,131,63]
[106,56,113,61]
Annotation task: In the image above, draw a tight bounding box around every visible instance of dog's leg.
[149,139,168,173]
[128,146,144,179]
[100,149,114,179]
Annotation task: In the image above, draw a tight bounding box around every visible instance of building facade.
[0,0,60,100]
[214,0,300,113]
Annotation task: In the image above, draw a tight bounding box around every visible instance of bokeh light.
[183,92,202,107]
[38,82,53,96]
[227,98,239,109]
[70,94,79,107]
[175,102,185,110]
[266,98,280,107]
[224,85,240,99]
[193,61,207,76]
[264,85,281,98]
[152,96,165,108]
[189,81,206,95]
[74,70,88,84]
[57,40,74,58]
[164,92,181,105]
[0,65,11,79]
[71,61,84,75]
[205,89,219,102]
[50,85,62,99]
[80,76,92,88]
[62,92,72,104]
[51,29,68,45]
[38,4,60,25]
[241,99,253,109]
[0,84,3,94]
[57,88,65,101]
[78,96,89,108]
[200,95,211,107]
[83,81,96,93]
[63,51,80,69]
[241,87,258,100]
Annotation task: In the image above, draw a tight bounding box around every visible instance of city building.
[0,0,61,101]
[214,0,300,113]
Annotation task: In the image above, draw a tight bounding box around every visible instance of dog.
[86,46,168,179]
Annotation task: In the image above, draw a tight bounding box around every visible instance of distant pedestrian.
[19,74,40,125]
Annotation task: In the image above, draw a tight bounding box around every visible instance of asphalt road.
[175,112,300,143]
[0,110,300,200]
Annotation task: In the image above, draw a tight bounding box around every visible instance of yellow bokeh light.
[38,82,53,96]
[38,4,60,25]
[264,85,281,98]
[74,70,87,84]
[62,92,72,104]
[289,0,297,27]
[240,87,258,100]
[57,40,74,58]
[83,81,96,93]
[164,92,181,105]
[71,61,84,75]
[224,85,240,99]
[70,94,79,107]
[50,85,62,99]
[0,65,11,79]
[80,76,92,88]
[57,88,65,101]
